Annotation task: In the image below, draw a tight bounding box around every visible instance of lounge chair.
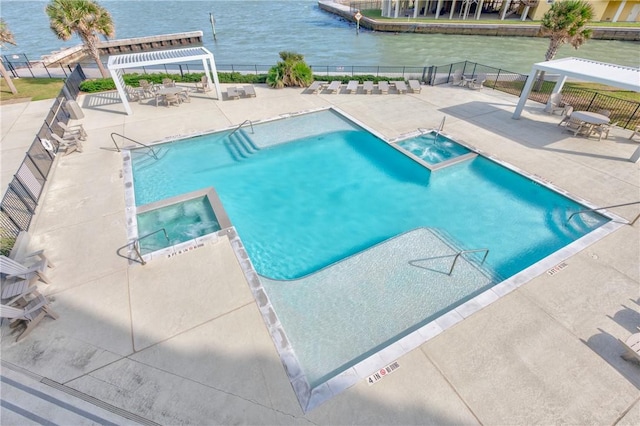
[1,292,59,342]
[0,255,51,285]
[619,329,640,364]
[346,80,359,94]
[195,75,212,93]
[227,87,240,100]
[468,74,486,90]
[408,80,421,93]
[363,81,374,94]
[394,81,408,94]
[377,81,389,94]
[242,85,256,97]
[326,80,341,94]
[451,69,463,86]
[545,93,566,114]
[50,133,83,155]
[307,81,327,94]
[57,121,87,140]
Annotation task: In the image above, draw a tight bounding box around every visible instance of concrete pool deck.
[1,83,639,424]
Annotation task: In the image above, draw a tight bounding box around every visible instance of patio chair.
[450,69,463,86]
[468,74,486,90]
[0,255,51,285]
[590,121,618,141]
[346,80,359,94]
[162,78,176,88]
[619,329,640,364]
[138,80,156,97]
[557,105,574,127]
[163,93,180,107]
[408,80,421,93]
[195,75,212,93]
[545,93,566,115]
[242,85,256,98]
[1,278,39,307]
[377,81,389,94]
[1,292,59,342]
[9,231,55,269]
[565,117,589,136]
[629,125,640,141]
[57,121,87,140]
[178,88,191,103]
[51,133,83,155]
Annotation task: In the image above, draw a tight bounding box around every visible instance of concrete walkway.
[1,83,639,424]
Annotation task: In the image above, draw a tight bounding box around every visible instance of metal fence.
[0,65,87,243]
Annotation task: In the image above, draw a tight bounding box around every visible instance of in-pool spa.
[394,130,478,170]
[123,108,618,411]
[133,188,232,255]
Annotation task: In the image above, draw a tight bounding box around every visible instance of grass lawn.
[0,77,65,104]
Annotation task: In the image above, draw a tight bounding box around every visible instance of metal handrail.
[567,201,640,226]
[228,119,254,138]
[110,132,159,159]
[448,248,489,276]
[116,228,169,265]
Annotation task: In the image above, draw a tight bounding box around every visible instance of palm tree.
[46,0,115,78]
[267,51,313,89]
[0,19,18,95]
[536,0,594,89]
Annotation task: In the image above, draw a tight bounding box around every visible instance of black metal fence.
[0,65,87,243]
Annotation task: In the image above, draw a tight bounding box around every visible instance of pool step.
[225,129,260,161]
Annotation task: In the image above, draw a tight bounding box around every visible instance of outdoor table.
[570,111,610,126]
[155,87,187,106]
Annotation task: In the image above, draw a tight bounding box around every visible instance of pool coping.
[121,107,630,413]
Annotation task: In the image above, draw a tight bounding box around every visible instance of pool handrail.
[110,132,159,160]
[116,228,170,265]
[228,119,254,138]
[566,201,640,226]
[448,248,489,276]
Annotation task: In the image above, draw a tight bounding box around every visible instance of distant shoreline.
[318,1,640,41]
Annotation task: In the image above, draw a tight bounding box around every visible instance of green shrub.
[0,235,16,256]
[267,52,313,88]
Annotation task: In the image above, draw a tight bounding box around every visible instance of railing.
[0,65,86,243]
[116,228,169,265]
[110,132,159,159]
[567,201,640,226]
[448,248,489,275]
[228,119,255,138]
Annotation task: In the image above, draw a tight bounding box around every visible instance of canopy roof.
[107,47,221,115]
[513,58,640,118]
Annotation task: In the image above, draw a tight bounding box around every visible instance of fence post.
[586,92,598,111]
[625,103,640,129]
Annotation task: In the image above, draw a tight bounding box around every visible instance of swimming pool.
[124,108,615,410]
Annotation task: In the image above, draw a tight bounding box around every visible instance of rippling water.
[2,0,638,73]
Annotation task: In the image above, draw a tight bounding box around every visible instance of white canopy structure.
[107,47,222,115]
[513,57,640,119]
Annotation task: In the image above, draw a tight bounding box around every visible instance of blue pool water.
[397,132,471,165]
[131,110,608,281]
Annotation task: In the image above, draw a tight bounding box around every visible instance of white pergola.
[513,57,640,119]
[107,47,222,115]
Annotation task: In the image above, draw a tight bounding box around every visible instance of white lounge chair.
[326,80,341,94]
[346,80,359,94]
[394,81,408,94]
[227,87,240,100]
[620,329,640,364]
[408,80,421,93]
[1,292,59,342]
[242,85,256,97]
[0,255,51,285]
[307,81,327,94]
[363,81,374,94]
[468,74,486,90]
[378,81,389,94]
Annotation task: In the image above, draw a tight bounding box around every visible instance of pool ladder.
[116,228,169,265]
[447,248,489,276]
[110,132,159,160]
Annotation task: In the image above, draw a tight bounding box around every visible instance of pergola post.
[110,69,132,115]
[612,0,627,22]
[500,0,511,20]
[435,0,443,19]
[513,67,538,119]
[476,0,484,19]
[450,0,457,19]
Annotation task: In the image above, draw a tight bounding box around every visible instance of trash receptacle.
[63,100,84,120]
